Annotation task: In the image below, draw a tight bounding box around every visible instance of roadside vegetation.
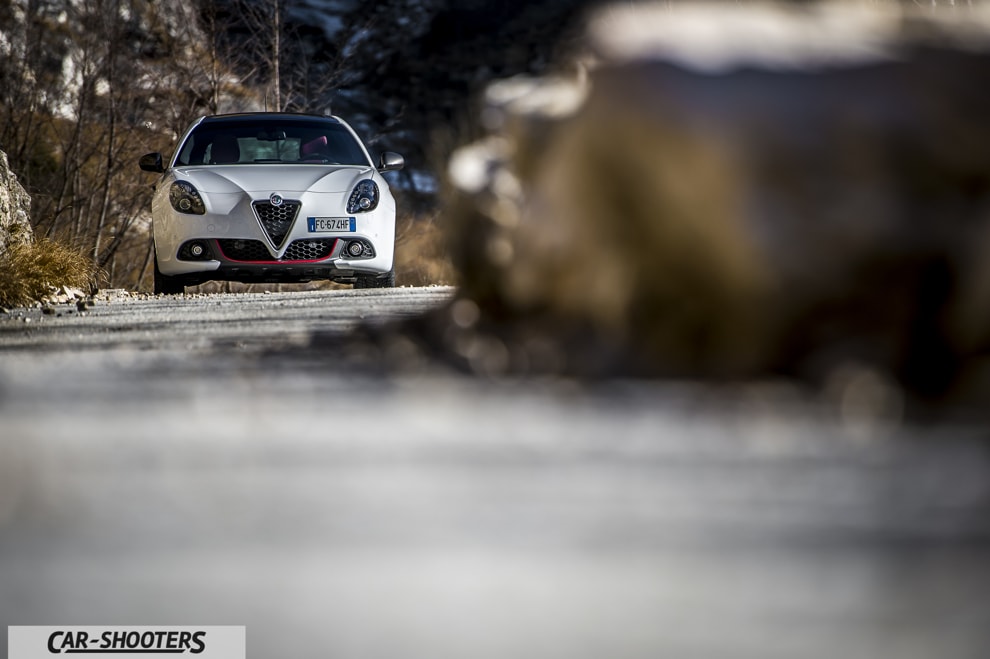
[0,238,100,308]
[394,211,457,287]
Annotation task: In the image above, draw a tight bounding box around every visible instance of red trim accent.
[214,239,337,264]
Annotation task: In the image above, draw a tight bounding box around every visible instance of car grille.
[217,238,337,262]
[283,239,337,261]
[253,200,301,247]
[217,239,271,261]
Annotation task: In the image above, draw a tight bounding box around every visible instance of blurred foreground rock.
[438,2,990,414]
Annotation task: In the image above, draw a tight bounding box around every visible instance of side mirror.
[378,151,404,172]
[139,152,165,173]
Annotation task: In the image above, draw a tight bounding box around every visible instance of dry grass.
[0,238,100,308]
[394,212,457,287]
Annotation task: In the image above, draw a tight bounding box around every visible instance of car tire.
[153,254,186,295]
[353,269,395,289]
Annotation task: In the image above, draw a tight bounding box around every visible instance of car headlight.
[169,181,206,215]
[347,180,379,213]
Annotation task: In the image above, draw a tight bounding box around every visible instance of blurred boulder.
[0,149,33,258]
[440,2,990,409]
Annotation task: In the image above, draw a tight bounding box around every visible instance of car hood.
[172,165,375,194]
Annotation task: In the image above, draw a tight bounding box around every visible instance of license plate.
[308,217,355,232]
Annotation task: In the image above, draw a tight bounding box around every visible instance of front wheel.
[153,254,186,295]
[353,269,395,289]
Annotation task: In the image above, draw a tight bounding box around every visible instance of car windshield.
[174,120,371,166]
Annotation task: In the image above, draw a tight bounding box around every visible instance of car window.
[175,121,371,166]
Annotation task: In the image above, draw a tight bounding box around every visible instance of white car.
[139,112,403,294]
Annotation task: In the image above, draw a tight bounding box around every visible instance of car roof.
[197,112,343,125]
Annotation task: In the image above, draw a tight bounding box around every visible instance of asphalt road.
[1,287,989,659]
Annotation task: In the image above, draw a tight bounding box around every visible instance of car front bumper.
[153,191,395,282]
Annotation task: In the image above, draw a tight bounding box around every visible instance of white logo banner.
[8,627,245,659]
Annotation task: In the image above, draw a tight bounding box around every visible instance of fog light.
[179,240,211,261]
[347,241,364,257]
